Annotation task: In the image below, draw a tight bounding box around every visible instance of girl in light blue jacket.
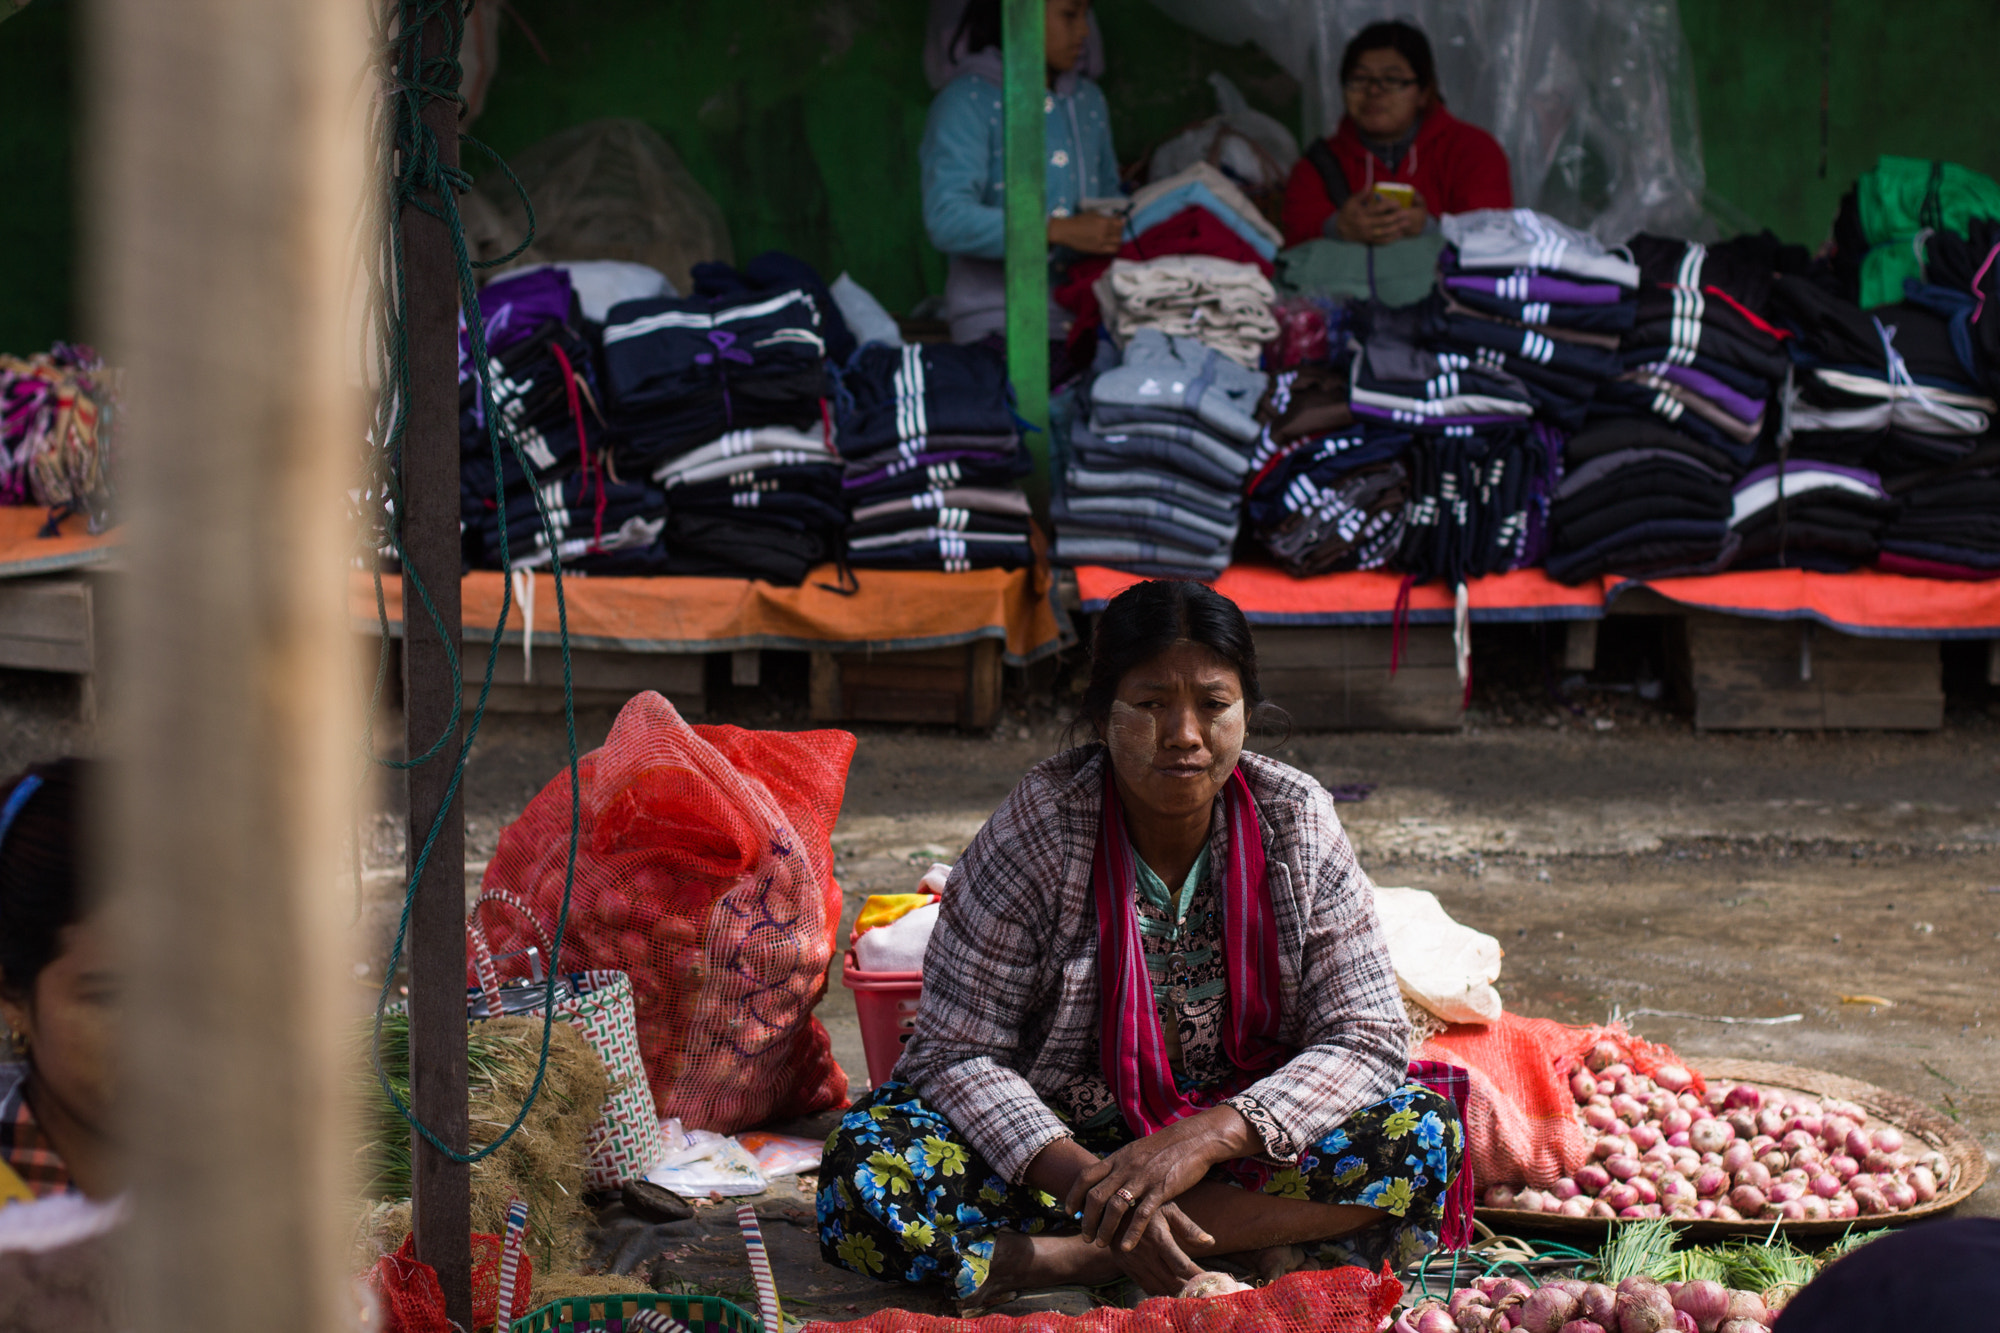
[921,0,1123,344]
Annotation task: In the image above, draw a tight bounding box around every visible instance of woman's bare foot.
[969,1231,1123,1306]
[1249,1243,1307,1284]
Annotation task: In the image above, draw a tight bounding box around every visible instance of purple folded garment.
[842,448,1021,491]
[460,267,575,365]
[1635,360,1768,424]
[1445,272,1626,306]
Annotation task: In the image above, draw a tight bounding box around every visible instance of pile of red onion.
[1392,1275,1780,1333]
[1480,1041,1946,1222]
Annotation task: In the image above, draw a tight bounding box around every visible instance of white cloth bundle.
[1094,255,1278,367]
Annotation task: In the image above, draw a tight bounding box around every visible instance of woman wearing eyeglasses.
[1280,21,1512,249]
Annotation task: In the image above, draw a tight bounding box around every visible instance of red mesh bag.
[364,1234,532,1333]
[1420,1015,1706,1188]
[475,691,856,1132]
[797,1266,1402,1333]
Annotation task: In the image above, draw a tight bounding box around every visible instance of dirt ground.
[5,655,1997,1320]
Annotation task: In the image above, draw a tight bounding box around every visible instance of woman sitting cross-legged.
[818,580,1464,1306]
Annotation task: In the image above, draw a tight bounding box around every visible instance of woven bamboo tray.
[1473,1058,1989,1241]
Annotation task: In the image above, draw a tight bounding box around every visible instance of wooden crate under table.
[1675,612,1941,731]
[1253,624,1464,731]
[809,638,1002,730]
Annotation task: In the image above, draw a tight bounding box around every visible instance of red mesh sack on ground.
[1420,1015,1705,1188]
[365,1233,531,1333]
[797,1266,1403,1333]
[475,691,856,1132]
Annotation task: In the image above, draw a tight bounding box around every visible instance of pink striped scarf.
[1093,768,1288,1136]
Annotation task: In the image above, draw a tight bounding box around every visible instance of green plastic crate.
[509,1291,763,1333]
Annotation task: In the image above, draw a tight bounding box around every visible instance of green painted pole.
[1002,0,1050,516]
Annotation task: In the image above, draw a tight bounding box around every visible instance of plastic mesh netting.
[1420,1016,1706,1188]
[799,1266,1403,1333]
[365,1233,531,1333]
[474,692,856,1134]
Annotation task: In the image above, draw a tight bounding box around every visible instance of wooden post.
[1002,0,1050,516]
[399,5,474,1326]
[88,0,365,1327]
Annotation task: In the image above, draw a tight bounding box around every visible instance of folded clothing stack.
[834,342,1034,573]
[1544,418,1741,583]
[1431,210,1640,434]
[1243,424,1411,578]
[1092,254,1279,367]
[1243,365,1405,577]
[601,265,834,473]
[1053,329,1266,577]
[1344,298,1555,589]
[459,266,633,573]
[1356,303,1538,432]
[1770,274,1996,483]
[1055,198,1276,351]
[1727,459,1897,572]
[1391,424,1557,589]
[1594,235,1788,471]
[595,254,853,584]
[1878,441,2000,579]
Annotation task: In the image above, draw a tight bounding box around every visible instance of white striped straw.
[735,1203,783,1331]
[495,1197,530,1329]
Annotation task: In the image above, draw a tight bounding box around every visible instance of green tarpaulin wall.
[4,0,2000,348]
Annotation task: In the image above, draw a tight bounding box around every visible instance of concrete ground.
[5,651,1996,1322]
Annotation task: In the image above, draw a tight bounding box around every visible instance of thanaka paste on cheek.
[1105,699,1157,776]
[1205,699,1246,776]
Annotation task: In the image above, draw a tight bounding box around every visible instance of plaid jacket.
[896,746,1409,1184]
[0,1062,74,1200]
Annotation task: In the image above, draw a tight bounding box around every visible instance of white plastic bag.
[647,1118,768,1197]
[1373,886,1504,1026]
[1147,73,1299,194]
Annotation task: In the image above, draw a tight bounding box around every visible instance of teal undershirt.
[1135,843,1210,928]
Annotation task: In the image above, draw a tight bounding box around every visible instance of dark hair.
[1076,580,1284,739]
[1339,20,1438,93]
[952,0,1002,57]
[0,758,89,1004]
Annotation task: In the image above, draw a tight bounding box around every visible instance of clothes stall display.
[1840,155,2000,309]
[1727,460,1898,572]
[0,344,117,528]
[833,342,1035,574]
[1052,329,1266,577]
[1543,418,1740,584]
[1054,204,1275,352]
[592,254,851,583]
[459,266,633,574]
[1430,211,1639,436]
[1878,441,2000,578]
[1235,333,1377,620]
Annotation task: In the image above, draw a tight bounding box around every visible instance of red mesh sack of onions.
[1481,1038,1948,1223]
[1395,1273,1788,1333]
[798,1265,1403,1332]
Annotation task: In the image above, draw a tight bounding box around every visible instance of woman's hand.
[1331,190,1427,245]
[1064,1106,1257,1251]
[1049,212,1125,254]
[1101,1202,1212,1296]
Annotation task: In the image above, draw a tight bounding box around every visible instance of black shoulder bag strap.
[1303,138,1351,210]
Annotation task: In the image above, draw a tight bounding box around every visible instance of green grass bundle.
[356,1011,611,1274]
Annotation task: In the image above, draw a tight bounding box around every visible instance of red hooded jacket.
[1281,104,1512,248]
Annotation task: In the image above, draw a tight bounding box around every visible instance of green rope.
[359,0,582,1167]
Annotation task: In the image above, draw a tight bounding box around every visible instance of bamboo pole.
[87,0,366,1326]
[1003,0,1050,516]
